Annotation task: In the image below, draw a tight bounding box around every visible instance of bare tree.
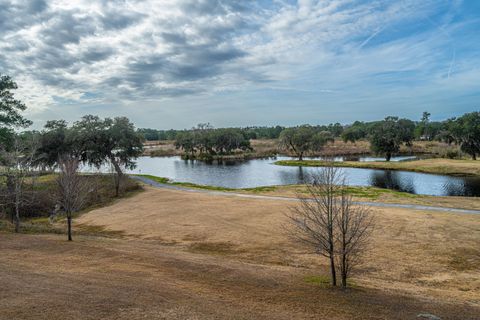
[334,190,373,289]
[287,166,345,286]
[56,156,88,241]
[287,165,374,288]
[0,134,39,233]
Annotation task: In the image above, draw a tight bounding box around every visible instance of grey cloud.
[27,0,47,14]
[160,32,187,45]
[81,47,115,62]
[26,47,77,70]
[100,10,143,30]
[0,0,268,103]
[35,72,78,88]
[40,12,98,47]
[180,0,249,15]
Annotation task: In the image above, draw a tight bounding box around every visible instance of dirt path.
[131,175,480,215]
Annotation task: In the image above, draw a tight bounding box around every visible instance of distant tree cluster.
[446,112,480,160]
[175,124,251,159]
[138,123,344,142]
[340,112,480,160]
[161,112,480,161]
[279,125,334,160]
[137,128,178,141]
[138,125,287,141]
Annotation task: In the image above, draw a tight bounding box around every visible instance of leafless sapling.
[334,189,373,289]
[287,166,345,286]
[56,156,88,241]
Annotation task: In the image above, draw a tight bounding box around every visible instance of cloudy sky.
[1,0,479,129]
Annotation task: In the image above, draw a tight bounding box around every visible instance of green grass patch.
[135,174,170,184]
[134,174,421,200]
[295,185,420,200]
[135,174,275,192]
[172,181,235,192]
[275,159,480,177]
[242,185,278,193]
[342,186,419,200]
[304,275,332,287]
[188,241,243,255]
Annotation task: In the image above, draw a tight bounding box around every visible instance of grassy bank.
[134,173,480,211]
[275,158,480,177]
[136,173,414,197]
[135,174,277,193]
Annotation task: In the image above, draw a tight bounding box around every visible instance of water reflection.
[122,156,480,197]
[442,177,480,197]
[369,170,415,194]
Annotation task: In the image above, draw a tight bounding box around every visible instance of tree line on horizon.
[149,111,480,161]
[136,111,461,144]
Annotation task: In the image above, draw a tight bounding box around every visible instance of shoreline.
[274,158,480,177]
[132,174,480,211]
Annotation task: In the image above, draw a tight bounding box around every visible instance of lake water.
[121,156,480,197]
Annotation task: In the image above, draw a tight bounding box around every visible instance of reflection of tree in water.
[442,177,480,197]
[369,170,415,194]
[298,166,306,183]
[278,166,307,185]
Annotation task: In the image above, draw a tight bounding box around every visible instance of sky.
[1,0,479,130]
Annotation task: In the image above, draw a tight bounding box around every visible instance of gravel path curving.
[131,175,480,215]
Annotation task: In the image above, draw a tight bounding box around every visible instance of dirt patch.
[188,241,242,255]
[448,248,480,271]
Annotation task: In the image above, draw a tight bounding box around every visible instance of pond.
[121,156,480,197]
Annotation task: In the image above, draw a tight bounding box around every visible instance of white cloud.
[0,0,478,127]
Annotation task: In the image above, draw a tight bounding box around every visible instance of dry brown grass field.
[143,139,458,158]
[1,186,479,319]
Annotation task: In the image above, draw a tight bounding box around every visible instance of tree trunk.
[341,253,347,289]
[14,206,20,233]
[114,175,120,197]
[473,154,477,161]
[341,273,347,289]
[299,152,304,161]
[67,215,72,241]
[329,253,337,286]
[6,175,15,225]
[110,158,123,197]
[14,185,20,233]
[385,152,392,162]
